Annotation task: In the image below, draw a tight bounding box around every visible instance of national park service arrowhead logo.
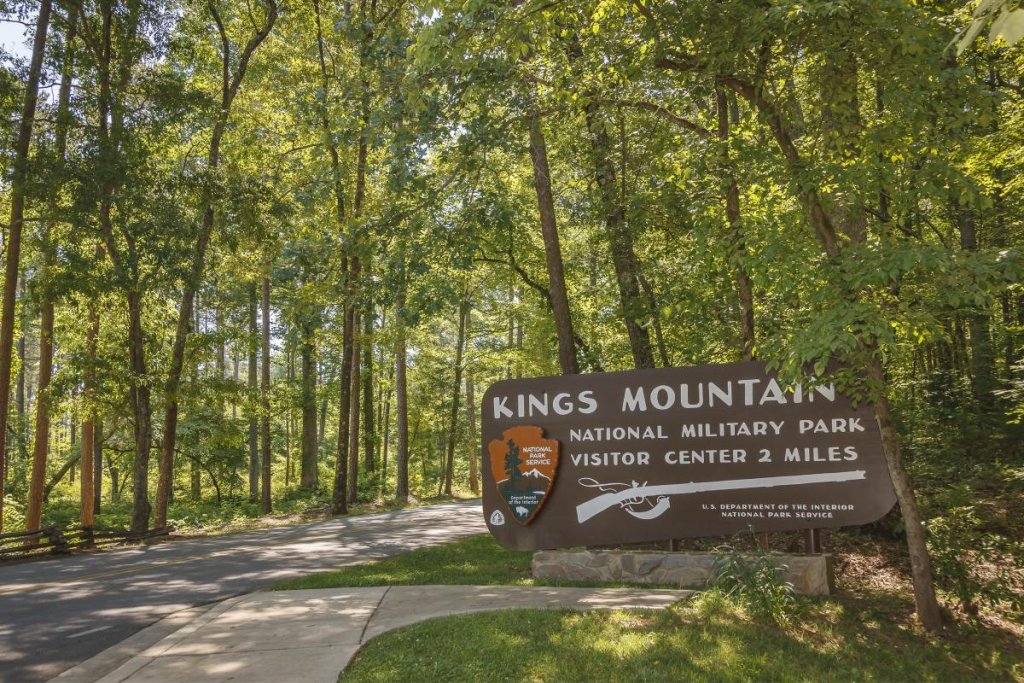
[488,425,559,525]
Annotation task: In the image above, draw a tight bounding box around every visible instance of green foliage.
[711,535,797,625]
[1,0,1023,628]
[926,503,1024,615]
[954,0,1024,54]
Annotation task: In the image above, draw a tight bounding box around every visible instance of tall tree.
[79,0,152,534]
[248,281,259,500]
[312,0,353,516]
[715,86,755,360]
[347,312,361,503]
[155,0,277,530]
[465,366,478,495]
[393,258,409,503]
[442,292,469,496]
[362,306,375,474]
[81,286,101,525]
[583,105,656,369]
[260,274,272,513]
[0,0,52,531]
[300,316,318,488]
[526,115,579,375]
[645,2,946,629]
[26,17,75,532]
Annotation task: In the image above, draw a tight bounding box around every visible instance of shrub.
[926,505,1024,615]
[711,532,796,624]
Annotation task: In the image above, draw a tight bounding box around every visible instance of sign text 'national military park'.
[481,362,896,550]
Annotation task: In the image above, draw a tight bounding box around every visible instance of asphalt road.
[0,500,485,682]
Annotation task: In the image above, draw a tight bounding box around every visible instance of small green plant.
[926,505,1024,615]
[711,532,796,624]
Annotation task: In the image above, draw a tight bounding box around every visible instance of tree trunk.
[584,106,655,369]
[80,399,96,526]
[29,23,75,530]
[261,274,272,513]
[16,279,26,465]
[92,419,103,515]
[25,299,54,532]
[318,378,328,450]
[465,368,478,495]
[716,86,756,360]
[0,0,51,532]
[44,451,80,502]
[80,298,97,526]
[382,388,391,494]
[526,113,579,375]
[301,323,317,488]
[191,331,201,503]
[217,306,226,378]
[353,67,375,483]
[248,282,259,501]
[347,312,361,503]
[189,362,200,507]
[506,283,515,380]
[190,456,201,501]
[333,295,353,515]
[88,0,147,534]
[866,358,943,628]
[443,295,469,496]
[362,305,375,473]
[285,349,293,486]
[127,290,153,533]
[346,78,371,502]
[314,0,352,515]
[232,347,239,422]
[956,207,996,410]
[394,263,410,504]
[16,323,25,429]
[110,455,120,504]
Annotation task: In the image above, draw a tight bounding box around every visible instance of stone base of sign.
[532,550,834,596]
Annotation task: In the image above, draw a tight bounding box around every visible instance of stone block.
[532,551,834,595]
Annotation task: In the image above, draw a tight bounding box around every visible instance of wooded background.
[0,0,1021,629]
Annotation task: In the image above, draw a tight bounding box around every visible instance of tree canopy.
[0,0,1021,630]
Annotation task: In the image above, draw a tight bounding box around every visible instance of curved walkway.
[54,586,690,682]
[1,501,484,681]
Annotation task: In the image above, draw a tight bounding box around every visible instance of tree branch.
[208,1,231,108]
[595,98,713,139]
[226,0,278,104]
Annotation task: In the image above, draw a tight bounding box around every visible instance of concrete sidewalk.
[54,586,689,682]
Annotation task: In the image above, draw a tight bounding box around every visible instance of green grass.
[270,534,1023,681]
[343,591,1024,682]
[271,535,536,589]
[271,534,682,590]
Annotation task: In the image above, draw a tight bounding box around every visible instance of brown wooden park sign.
[481,362,896,550]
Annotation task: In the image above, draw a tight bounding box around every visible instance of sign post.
[481,362,896,550]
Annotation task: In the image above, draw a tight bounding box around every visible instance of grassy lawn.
[342,591,1024,682]
[269,535,1023,682]
[271,534,536,589]
[272,533,679,590]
